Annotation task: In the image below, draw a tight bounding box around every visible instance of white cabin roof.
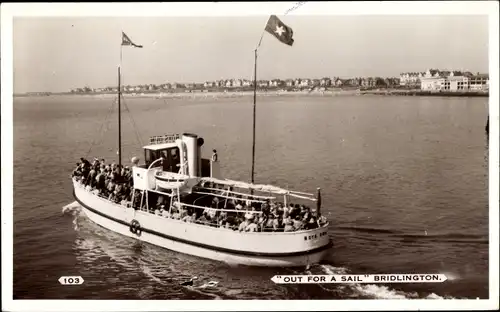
[142,142,178,150]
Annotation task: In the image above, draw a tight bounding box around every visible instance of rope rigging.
[85,93,145,160]
[120,94,144,147]
[85,98,116,158]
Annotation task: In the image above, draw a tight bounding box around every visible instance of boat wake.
[62,201,83,230]
[62,201,82,215]
[314,264,454,299]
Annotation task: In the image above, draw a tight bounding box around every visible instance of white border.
[1,1,498,311]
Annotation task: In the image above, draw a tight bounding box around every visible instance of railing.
[192,191,268,204]
[176,202,263,215]
[75,180,328,233]
[198,186,276,200]
[149,134,180,145]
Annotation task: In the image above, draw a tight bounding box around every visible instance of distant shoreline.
[14,88,489,99]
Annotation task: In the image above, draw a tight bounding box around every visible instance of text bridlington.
[271,274,448,284]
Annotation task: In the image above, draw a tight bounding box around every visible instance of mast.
[251,49,258,184]
[118,66,122,168]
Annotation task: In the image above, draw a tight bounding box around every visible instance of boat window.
[162,147,181,173]
[145,149,162,168]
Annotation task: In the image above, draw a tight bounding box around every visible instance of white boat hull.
[73,181,332,267]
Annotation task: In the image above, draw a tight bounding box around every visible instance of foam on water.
[318,264,452,300]
[62,201,81,215]
[320,264,348,275]
[62,201,82,230]
[353,284,418,299]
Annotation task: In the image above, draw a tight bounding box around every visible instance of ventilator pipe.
[182,133,198,177]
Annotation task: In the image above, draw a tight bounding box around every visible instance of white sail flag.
[271,274,448,284]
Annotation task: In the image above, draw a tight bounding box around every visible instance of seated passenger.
[190,212,198,223]
[179,208,188,220]
[293,215,304,231]
[265,215,275,231]
[306,217,318,229]
[271,206,279,219]
[272,216,280,232]
[284,219,294,232]
[257,215,267,232]
[161,208,171,218]
[72,163,82,177]
[283,215,292,226]
[197,213,208,225]
[107,179,116,194]
[261,203,270,216]
[225,215,237,227]
[204,207,217,220]
[132,191,142,208]
[114,183,124,197]
[244,210,254,221]
[123,186,132,202]
[302,207,311,221]
[217,218,224,226]
[181,212,192,222]
[211,197,220,208]
[235,201,243,210]
[238,219,249,232]
[156,195,165,208]
[226,197,236,209]
[245,221,258,232]
[282,203,290,216]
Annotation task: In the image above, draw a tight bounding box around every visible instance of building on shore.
[469,74,489,91]
[399,71,425,87]
[420,69,488,91]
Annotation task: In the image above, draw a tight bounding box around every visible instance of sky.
[13,15,489,93]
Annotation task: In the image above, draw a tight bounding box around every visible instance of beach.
[15,88,488,100]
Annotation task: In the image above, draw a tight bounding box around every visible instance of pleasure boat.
[72,132,332,267]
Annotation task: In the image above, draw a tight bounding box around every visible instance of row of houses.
[71,77,402,93]
[202,77,401,88]
[400,69,489,91]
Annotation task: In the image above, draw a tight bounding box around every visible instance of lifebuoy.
[130,219,142,236]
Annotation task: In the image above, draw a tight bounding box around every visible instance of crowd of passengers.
[149,197,327,232]
[73,157,327,232]
[72,157,134,205]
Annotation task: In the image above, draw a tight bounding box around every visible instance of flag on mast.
[264,15,294,46]
[121,31,143,48]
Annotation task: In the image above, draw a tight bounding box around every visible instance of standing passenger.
[211,149,218,162]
